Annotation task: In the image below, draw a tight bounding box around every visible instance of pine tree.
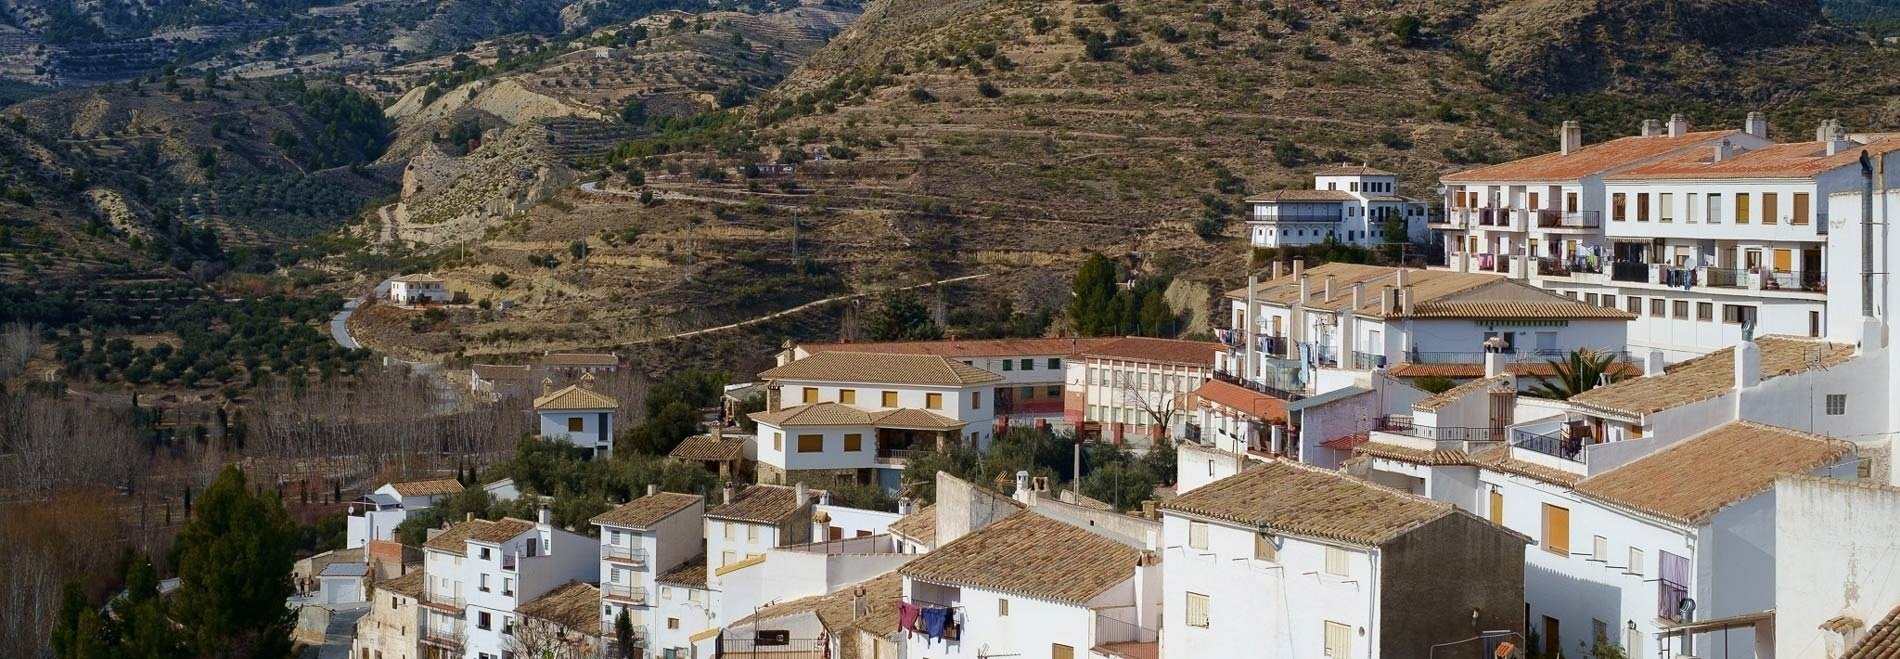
[863,291,942,341]
[171,465,297,659]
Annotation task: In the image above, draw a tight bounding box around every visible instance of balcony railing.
[604,626,651,654]
[1404,349,1627,365]
[421,624,466,647]
[1210,369,1305,402]
[1350,351,1386,370]
[602,583,648,605]
[1610,261,1651,283]
[1536,210,1601,229]
[420,589,464,612]
[1375,415,1501,442]
[1512,428,1582,463]
[1705,267,1746,288]
[1260,211,1345,223]
[603,544,649,567]
[1476,208,1511,228]
[1763,270,1826,293]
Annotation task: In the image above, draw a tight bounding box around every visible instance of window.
[999,598,1010,616]
[390,596,400,609]
[502,577,512,596]
[803,387,818,404]
[480,573,491,592]
[1542,504,1571,556]
[502,616,513,636]
[1763,192,1779,224]
[1566,191,1579,212]
[1794,192,1811,225]
[721,550,735,567]
[1054,644,1077,659]
[1020,386,1036,399]
[839,389,856,404]
[971,391,982,410]
[1707,193,1723,223]
[1636,193,1650,221]
[747,525,759,542]
[1047,385,1062,397]
[480,547,492,560]
[1324,621,1352,658]
[1001,359,1013,371]
[844,433,863,451]
[1602,295,1616,309]
[882,391,897,407]
[926,393,942,409]
[1698,302,1714,321]
[1188,521,1208,549]
[1736,193,1751,224]
[1048,358,1061,369]
[1651,298,1666,317]
[1325,547,1349,576]
[608,530,621,545]
[795,434,825,453]
[723,521,735,540]
[1612,193,1627,221]
[1827,394,1846,416]
[1185,593,1211,628]
[1020,358,1034,371]
[567,417,584,433]
[1488,490,1504,525]
[773,433,783,451]
[668,618,680,630]
[1254,533,1277,561]
[1628,547,1645,576]
[1674,300,1689,318]
[478,612,492,630]
[662,586,672,599]
[1659,192,1674,222]
[1592,535,1608,561]
[1586,293,1599,306]
[1723,304,1757,326]
[1626,296,1643,315]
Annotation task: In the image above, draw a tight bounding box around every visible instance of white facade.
[901,574,1154,659]
[595,496,706,651]
[1247,169,1428,249]
[420,513,598,659]
[347,483,458,549]
[390,276,448,305]
[1774,476,1900,659]
[1065,356,1214,445]
[536,406,615,457]
[1159,511,1377,659]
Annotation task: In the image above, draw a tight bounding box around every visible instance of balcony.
[602,583,648,605]
[603,544,649,567]
[1209,369,1306,402]
[605,626,652,653]
[1511,428,1581,463]
[1535,210,1601,229]
[421,624,466,648]
[1705,267,1746,289]
[1375,415,1501,442]
[1260,210,1345,223]
[1476,208,1511,228]
[1610,261,1652,283]
[1350,351,1386,370]
[419,589,464,613]
[1764,270,1826,293]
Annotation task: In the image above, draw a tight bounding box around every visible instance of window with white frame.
[1188,521,1208,549]
[1593,536,1608,561]
[1628,547,1644,576]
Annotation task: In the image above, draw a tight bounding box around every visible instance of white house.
[418,510,599,659]
[1245,165,1429,248]
[469,364,532,400]
[590,489,706,655]
[703,483,815,574]
[721,571,903,659]
[532,375,618,458]
[1774,475,1900,659]
[752,351,1004,488]
[390,274,449,305]
[513,581,603,659]
[1062,336,1224,445]
[897,511,1159,659]
[347,478,465,549]
[1567,335,1863,446]
[652,556,716,659]
[1158,460,1527,659]
[788,337,1117,429]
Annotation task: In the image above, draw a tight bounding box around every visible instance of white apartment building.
[1158,460,1527,659]
[752,351,1003,488]
[390,274,449,305]
[788,338,1114,428]
[1062,336,1224,445]
[897,511,1159,659]
[347,478,464,549]
[532,376,618,458]
[418,511,598,659]
[1245,165,1429,248]
[590,490,706,655]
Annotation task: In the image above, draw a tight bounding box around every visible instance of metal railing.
[421,624,466,647]
[1403,349,1626,365]
[1536,210,1601,229]
[1762,270,1826,293]
[1260,211,1346,222]
[1210,370,1305,402]
[1511,428,1582,463]
[420,589,464,611]
[1610,261,1651,283]
[1350,351,1386,370]
[1705,267,1746,288]
[602,583,648,604]
[602,544,649,566]
[718,634,827,655]
[1375,416,1501,442]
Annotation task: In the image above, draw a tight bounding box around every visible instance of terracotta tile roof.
[1319,434,1369,450]
[750,402,873,426]
[391,273,445,283]
[801,338,1114,358]
[1244,189,1356,202]
[1568,336,1855,418]
[1843,606,1900,659]
[1608,138,1900,181]
[887,504,937,546]
[1824,614,1867,635]
[668,434,746,461]
[1575,421,1852,526]
[373,570,425,598]
[1468,444,1584,487]
[706,484,810,524]
[657,554,709,587]
[389,478,465,497]
[899,512,1141,605]
[533,384,619,410]
[732,572,903,633]
[1442,130,1740,183]
[591,492,703,529]
[1389,362,1644,379]
[1354,441,1472,466]
[760,352,1005,386]
[516,581,602,634]
[1191,379,1289,421]
[469,517,536,544]
[541,353,617,367]
[1095,642,1161,659]
[1080,337,1223,367]
[869,408,967,430]
[1393,301,1635,320]
[1314,165,1396,177]
[1413,375,1510,412]
[1159,460,1456,546]
[423,519,492,555]
[471,364,532,381]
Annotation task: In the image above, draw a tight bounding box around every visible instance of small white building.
[346,478,465,549]
[389,274,449,305]
[703,483,816,574]
[1245,165,1429,248]
[1567,335,1863,445]
[533,375,619,458]
[318,561,370,605]
[418,510,600,659]
[1063,336,1224,445]
[591,490,707,655]
[788,337,1117,429]
[721,571,904,659]
[1158,460,1527,659]
[470,364,533,400]
[652,557,716,658]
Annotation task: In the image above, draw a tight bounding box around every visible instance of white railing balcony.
[602,583,648,605]
[602,544,649,567]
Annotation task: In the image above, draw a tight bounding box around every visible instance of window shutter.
[1185,593,1211,628]
[1325,547,1349,576]
[1188,521,1208,549]
[1324,621,1352,657]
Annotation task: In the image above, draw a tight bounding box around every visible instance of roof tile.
[760,352,1004,386]
[1191,379,1289,421]
[1442,130,1740,183]
[669,434,747,461]
[899,512,1141,605]
[389,478,465,497]
[1080,337,1224,367]
[1159,460,1456,546]
[706,485,810,524]
[591,492,703,529]
[516,581,602,634]
[1608,138,1900,181]
[801,338,1115,358]
[887,504,937,547]
[534,384,620,410]
[1574,421,1852,525]
[1843,605,1900,659]
[1568,336,1854,418]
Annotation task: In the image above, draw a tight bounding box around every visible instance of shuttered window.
[1488,490,1504,525]
[1543,504,1571,556]
[797,434,824,453]
[568,417,584,432]
[1254,533,1277,562]
[1593,535,1608,561]
[1324,621,1352,658]
[1325,547,1349,576]
[1736,194,1751,224]
[1053,644,1075,659]
[926,393,943,409]
[1763,192,1779,224]
[844,433,863,452]
[839,389,856,404]
[803,387,818,404]
[1185,593,1211,628]
[1188,521,1208,549]
[882,391,898,407]
[1793,193,1811,225]
[1628,547,1645,576]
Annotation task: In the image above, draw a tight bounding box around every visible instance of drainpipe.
[1863,150,1877,319]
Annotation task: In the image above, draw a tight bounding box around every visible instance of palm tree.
[1527,348,1627,400]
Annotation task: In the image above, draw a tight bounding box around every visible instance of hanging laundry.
[921,607,951,640]
[898,602,922,636]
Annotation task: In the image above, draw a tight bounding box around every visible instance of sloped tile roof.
[1389,362,1644,379]
[1413,375,1510,412]
[801,338,1114,358]
[389,478,465,497]
[760,352,1004,386]
[373,570,425,598]
[1394,301,1635,320]
[1354,441,1472,466]
[392,274,445,283]
[516,581,602,634]
[423,519,491,555]
[1314,165,1397,176]
[706,484,810,524]
[533,383,619,410]
[1574,421,1852,526]
[732,572,904,634]
[1608,138,1900,181]
[657,554,709,587]
[592,492,703,529]
[1244,189,1356,202]
[887,504,937,547]
[1568,336,1855,418]
[668,434,747,461]
[899,512,1140,605]
[541,353,618,367]
[1158,460,1455,546]
[1843,606,1900,659]
[1442,130,1740,183]
[469,517,536,544]
[750,402,872,426]
[1468,445,1585,487]
[869,408,967,430]
[1080,337,1224,367]
[1191,379,1289,421]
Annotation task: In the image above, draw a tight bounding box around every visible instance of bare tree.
[1119,374,1183,444]
[506,616,598,659]
[0,323,38,381]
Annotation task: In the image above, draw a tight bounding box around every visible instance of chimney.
[1140,500,1157,520]
[1816,119,1838,143]
[766,384,781,411]
[466,512,475,522]
[819,490,832,506]
[1666,113,1689,138]
[1640,118,1662,137]
[1559,120,1582,155]
[1351,283,1364,310]
[1014,469,1030,493]
[646,484,659,497]
[1379,286,1394,315]
[541,377,554,396]
[794,482,810,506]
[1645,350,1667,377]
[1299,276,1312,302]
[1270,261,1283,280]
[1394,267,1409,290]
[853,585,867,619]
[812,510,831,541]
[537,505,551,526]
[1713,139,1736,162]
[722,483,736,505]
[1291,258,1305,279]
[1744,111,1768,140]
[1400,287,1415,316]
[897,496,914,516]
[1826,122,1854,156]
[1734,337,1762,391]
[578,372,596,390]
[1324,276,1335,301]
[712,424,723,440]
[1484,351,1505,378]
